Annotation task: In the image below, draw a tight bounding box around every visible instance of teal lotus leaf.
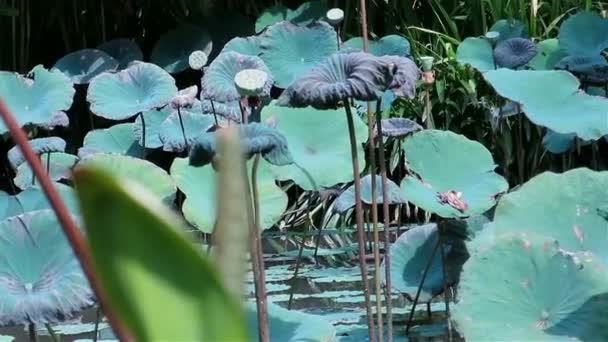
[7,137,66,170]
[542,130,594,154]
[0,65,74,134]
[493,168,608,263]
[52,49,118,84]
[527,39,568,70]
[558,10,608,56]
[453,233,608,341]
[382,224,469,302]
[489,19,528,42]
[97,38,144,69]
[87,61,177,120]
[483,69,608,140]
[377,117,423,138]
[221,36,263,57]
[555,55,608,85]
[456,37,494,73]
[75,154,176,206]
[190,123,293,167]
[159,104,216,152]
[400,130,508,218]
[150,23,213,73]
[255,0,328,33]
[245,302,336,341]
[0,210,95,326]
[0,183,78,221]
[334,174,405,214]
[343,35,411,57]
[261,103,367,190]
[78,123,143,158]
[170,157,287,233]
[133,107,172,149]
[260,21,338,88]
[201,51,273,102]
[14,152,78,190]
[201,99,249,123]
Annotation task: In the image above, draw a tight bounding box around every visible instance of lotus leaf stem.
[46,151,51,174]
[438,221,453,342]
[176,107,189,150]
[288,189,314,309]
[0,98,134,342]
[28,323,37,342]
[93,306,101,342]
[139,112,146,158]
[344,100,376,342]
[45,323,60,342]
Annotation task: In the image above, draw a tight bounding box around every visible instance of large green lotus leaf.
[382,224,469,302]
[97,38,143,69]
[483,69,608,140]
[133,107,172,149]
[245,302,335,341]
[493,168,608,262]
[201,51,273,102]
[334,175,405,214]
[76,154,176,206]
[260,103,366,190]
[150,23,213,73]
[452,234,608,341]
[171,157,287,233]
[73,165,248,341]
[159,105,216,153]
[343,35,411,57]
[14,152,78,190]
[52,49,118,84]
[87,61,177,120]
[78,123,143,158]
[456,37,494,73]
[221,36,262,57]
[7,136,66,170]
[0,65,74,134]
[400,130,508,218]
[0,210,95,326]
[527,39,568,70]
[558,10,608,56]
[255,0,328,33]
[489,19,528,42]
[0,183,78,221]
[260,21,338,88]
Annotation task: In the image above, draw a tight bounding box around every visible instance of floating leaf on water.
[255,0,329,33]
[52,49,118,84]
[558,10,608,56]
[343,35,411,57]
[78,123,143,158]
[492,38,537,69]
[151,23,213,73]
[14,152,78,190]
[97,38,144,69]
[7,136,66,170]
[334,174,405,214]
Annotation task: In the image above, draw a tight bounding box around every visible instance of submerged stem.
[344,101,376,342]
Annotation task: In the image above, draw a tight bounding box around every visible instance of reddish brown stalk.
[0,98,133,342]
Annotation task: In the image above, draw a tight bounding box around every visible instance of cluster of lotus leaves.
[343,34,411,57]
[400,129,509,218]
[7,137,66,170]
[254,0,329,33]
[14,152,78,190]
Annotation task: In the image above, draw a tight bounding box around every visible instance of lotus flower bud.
[189,50,208,70]
[234,69,270,97]
[326,8,344,26]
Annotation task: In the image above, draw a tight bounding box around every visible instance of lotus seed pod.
[234,69,270,97]
[326,8,344,26]
[419,56,435,72]
[485,31,500,45]
[189,50,208,70]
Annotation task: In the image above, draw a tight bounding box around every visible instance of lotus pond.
[0,1,607,341]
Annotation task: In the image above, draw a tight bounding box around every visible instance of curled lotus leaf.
[0,183,79,222]
[379,55,420,98]
[277,51,395,109]
[0,210,95,326]
[87,61,177,120]
[245,302,336,341]
[97,38,144,69]
[201,51,273,102]
[7,137,66,170]
[261,102,367,190]
[555,55,608,85]
[14,152,78,190]
[189,123,293,167]
[201,99,250,123]
[255,0,329,33]
[150,23,213,73]
[221,36,263,57]
[456,37,494,73]
[399,129,508,218]
[378,118,423,138]
[558,10,608,56]
[77,123,143,158]
[0,65,74,134]
[489,19,528,42]
[493,168,608,263]
[382,224,469,302]
[343,34,411,57]
[159,104,216,152]
[527,39,568,70]
[493,38,537,69]
[483,69,608,140]
[452,234,608,340]
[52,49,118,84]
[333,174,405,214]
[259,20,338,88]
[170,157,287,233]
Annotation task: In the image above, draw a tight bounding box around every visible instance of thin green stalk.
[139,112,146,158]
[177,107,189,150]
[344,101,376,342]
[45,323,60,342]
[46,152,51,175]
